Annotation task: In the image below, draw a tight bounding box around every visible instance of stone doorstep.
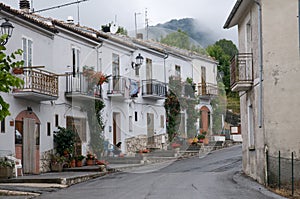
[0,189,40,197]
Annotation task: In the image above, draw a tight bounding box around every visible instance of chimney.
[136,33,143,40]
[19,0,30,13]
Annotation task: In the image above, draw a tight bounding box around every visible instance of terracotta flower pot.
[12,68,23,74]
[76,160,83,167]
[86,159,94,166]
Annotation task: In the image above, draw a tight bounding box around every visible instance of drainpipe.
[299,0,300,55]
[95,42,103,71]
[255,0,263,129]
[163,51,169,95]
[264,145,268,186]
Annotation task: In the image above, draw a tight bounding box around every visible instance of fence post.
[292,152,294,196]
[279,150,281,189]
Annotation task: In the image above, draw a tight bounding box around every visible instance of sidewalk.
[0,163,148,197]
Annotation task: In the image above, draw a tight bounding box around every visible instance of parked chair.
[6,156,23,178]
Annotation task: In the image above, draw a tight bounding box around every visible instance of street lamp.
[0,19,14,45]
[131,53,144,70]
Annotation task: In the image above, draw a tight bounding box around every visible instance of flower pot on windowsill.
[12,68,23,75]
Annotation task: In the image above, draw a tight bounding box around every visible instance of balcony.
[12,67,58,101]
[198,83,218,99]
[107,76,128,99]
[230,53,253,92]
[142,79,166,100]
[65,72,101,101]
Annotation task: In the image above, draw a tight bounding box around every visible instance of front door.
[23,118,36,174]
[113,112,121,146]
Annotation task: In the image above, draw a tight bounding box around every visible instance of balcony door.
[112,53,120,91]
[146,58,152,94]
[72,47,81,92]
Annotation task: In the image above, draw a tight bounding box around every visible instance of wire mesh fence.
[267,151,300,197]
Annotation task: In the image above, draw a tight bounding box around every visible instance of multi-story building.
[224,0,300,184]
[0,1,218,174]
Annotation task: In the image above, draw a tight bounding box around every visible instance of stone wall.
[40,149,54,173]
[125,134,168,154]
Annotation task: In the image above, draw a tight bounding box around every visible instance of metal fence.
[267,151,300,196]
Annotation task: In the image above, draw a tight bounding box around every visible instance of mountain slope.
[132,18,217,47]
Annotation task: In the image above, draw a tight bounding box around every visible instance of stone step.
[144,150,176,157]
[104,157,143,164]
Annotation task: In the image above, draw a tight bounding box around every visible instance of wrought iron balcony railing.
[65,72,101,100]
[198,83,218,96]
[107,76,127,98]
[142,79,166,99]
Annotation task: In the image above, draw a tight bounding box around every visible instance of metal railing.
[14,67,58,97]
[141,79,166,98]
[107,76,126,95]
[65,72,101,98]
[230,53,253,87]
[198,83,218,96]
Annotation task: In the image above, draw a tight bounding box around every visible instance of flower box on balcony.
[12,68,23,74]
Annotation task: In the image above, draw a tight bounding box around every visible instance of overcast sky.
[1,0,238,44]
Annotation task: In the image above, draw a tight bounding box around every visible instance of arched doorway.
[199,106,211,133]
[15,109,40,174]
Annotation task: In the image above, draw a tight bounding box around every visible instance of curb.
[233,171,287,199]
[0,189,39,197]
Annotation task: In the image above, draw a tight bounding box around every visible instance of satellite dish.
[110,23,118,34]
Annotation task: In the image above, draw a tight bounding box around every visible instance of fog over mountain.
[130,18,220,48]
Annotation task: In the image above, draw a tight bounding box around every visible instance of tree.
[160,29,191,50]
[206,39,238,94]
[0,35,24,121]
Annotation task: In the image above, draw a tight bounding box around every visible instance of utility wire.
[32,0,88,13]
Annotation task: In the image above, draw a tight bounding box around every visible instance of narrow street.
[35,145,284,199]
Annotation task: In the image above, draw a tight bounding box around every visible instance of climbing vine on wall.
[83,99,105,158]
[165,76,198,142]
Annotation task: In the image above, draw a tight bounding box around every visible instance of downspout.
[95,42,103,71]
[255,0,263,129]
[299,0,300,55]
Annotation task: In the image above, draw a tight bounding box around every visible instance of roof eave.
[223,0,243,29]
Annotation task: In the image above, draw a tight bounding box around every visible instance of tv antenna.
[32,0,89,25]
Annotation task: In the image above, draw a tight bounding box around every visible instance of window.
[175,65,181,77]
[112,53,120,76]
[47,122,51,136]
[160,115,164,128]
[246,21,252,53]
[248,102,255,149]
[1,118,5,133]
[22,37,33,67]
[129,116,133,132]
[72,46,80,77]
[135,111,138,121]
[135,66,139,76]
[146,58,152,80]
[55,114,59,127]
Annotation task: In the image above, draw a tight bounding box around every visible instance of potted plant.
[0,158,14,179]
[197,134,206,143]
[69,156,76,168]
[12,67,23,75]
[86,152,95,166]
[50,154,66,172]
[75,155,85,167]
[53,127,75,157]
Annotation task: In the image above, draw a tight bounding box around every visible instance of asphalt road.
[35,145,285,199]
